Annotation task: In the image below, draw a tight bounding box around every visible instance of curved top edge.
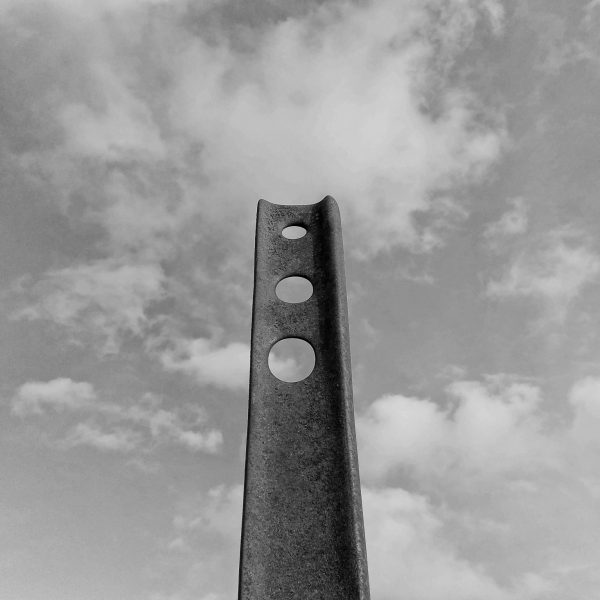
[257,196,337,210]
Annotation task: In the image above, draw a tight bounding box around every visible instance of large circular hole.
[282,226,307,239]
[268,338,315,382]
[276,276,313,303]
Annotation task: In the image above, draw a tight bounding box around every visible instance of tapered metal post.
[239,196,370,599]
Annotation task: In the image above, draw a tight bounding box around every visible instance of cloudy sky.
[2,0,600,598]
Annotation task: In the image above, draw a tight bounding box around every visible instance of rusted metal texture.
[239,196,370,600]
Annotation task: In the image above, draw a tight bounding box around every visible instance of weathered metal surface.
[239,196,370,600]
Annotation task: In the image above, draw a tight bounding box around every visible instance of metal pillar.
[239,196,370,600]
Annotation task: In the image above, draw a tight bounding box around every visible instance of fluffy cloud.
[569,376,600,421]
[357,375,600,598]
[11,377,96,416]
[170,0,504,255]
[363,487,518,600]
[157,338,250,390]
[358,378,553,483]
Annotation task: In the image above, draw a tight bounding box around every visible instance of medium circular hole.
[268,338,315,382]
[275,276,313,303]
[282,226,307,239]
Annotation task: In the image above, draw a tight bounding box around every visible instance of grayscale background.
[1,1,599,599]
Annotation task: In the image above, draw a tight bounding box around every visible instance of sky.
[2,0,600,598]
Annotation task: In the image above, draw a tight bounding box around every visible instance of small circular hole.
[276,277,313,303]
[268,338,315,382]
[282,226,307,239]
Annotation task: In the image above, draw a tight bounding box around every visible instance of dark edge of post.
[238,197,264,597]
[319,196,370,593]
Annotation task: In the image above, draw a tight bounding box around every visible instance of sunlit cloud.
[12,377,96,416]
[156,338,250,390]
[357,375,600,598]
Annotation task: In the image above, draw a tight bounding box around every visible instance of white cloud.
[11,378,96,416]
[357,375,599,488]
[487,229,600,322]
[357,378,552,484]
[173,429,223,454]
[357,375,600,598]
[363,487,517,600]
[170,0,504,255]
[358,393,448,481]
[158,338,250,390]
[569,376,600,421]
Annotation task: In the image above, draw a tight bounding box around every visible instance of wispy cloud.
[484,197,529,245]
[64,421,142,453]
[157,484,243,600]
[486,228,600,322]
[13,260,168,354]
[3,0,506,373]
[11,379,223,455]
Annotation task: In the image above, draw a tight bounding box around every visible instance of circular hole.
[276,276,313,303]
[268,338,315,382]
[282,226,307,239]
